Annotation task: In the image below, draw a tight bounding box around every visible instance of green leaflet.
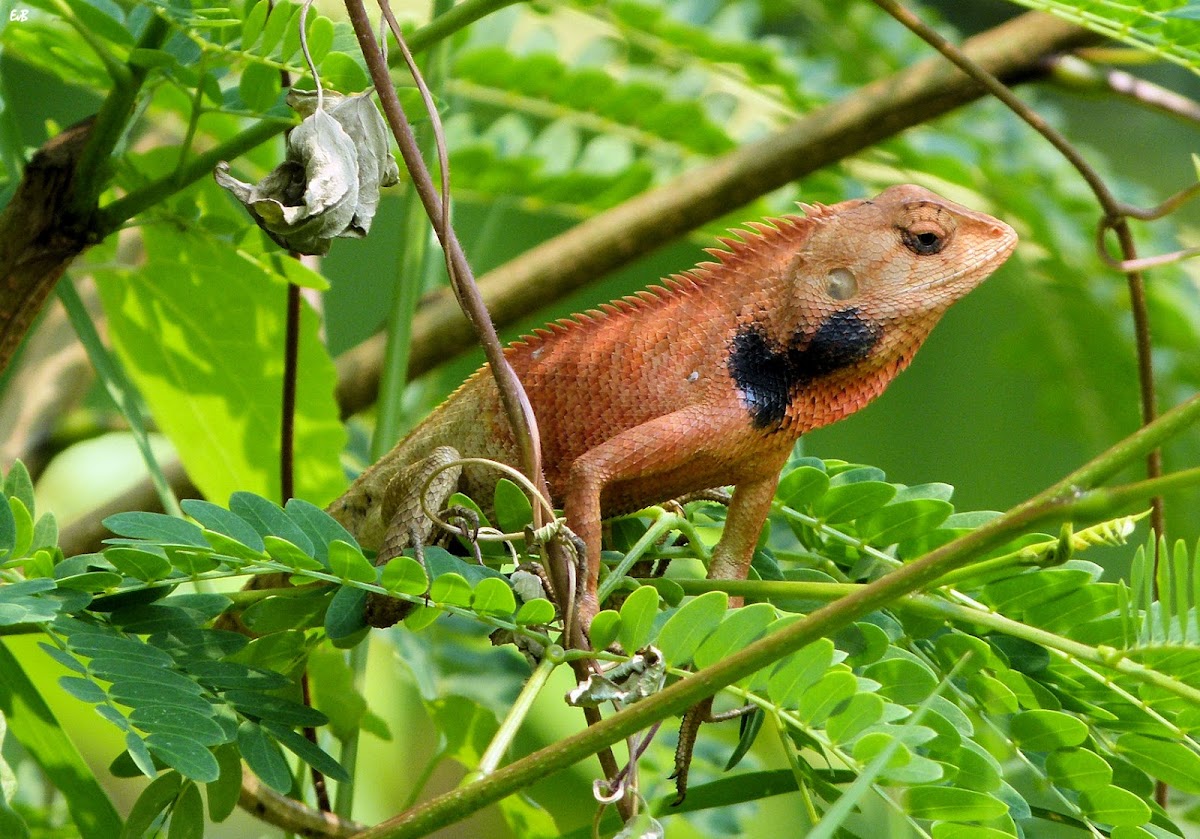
[92,225,346,507]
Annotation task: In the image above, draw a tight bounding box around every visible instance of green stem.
[473,654,559,778]
[596,510,682,605]
[94,118,288,234]
[68,14,170,219]
[353,393,1200,839]
[405,0,524,54]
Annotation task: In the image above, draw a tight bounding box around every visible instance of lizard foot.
[670,697,756,804]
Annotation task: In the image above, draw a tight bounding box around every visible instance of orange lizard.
[331,184,1017,634]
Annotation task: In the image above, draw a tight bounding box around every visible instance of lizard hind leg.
[364,445,463,628]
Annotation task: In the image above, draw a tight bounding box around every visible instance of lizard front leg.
[563,408,790,635]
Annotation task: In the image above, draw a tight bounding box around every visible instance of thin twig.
[1045,54,1200,126]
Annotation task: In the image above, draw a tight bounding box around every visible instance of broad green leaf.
[905,787,1007,822]
[694,602,776,670]
[184,661,289,692]
[428,695,498,766]
[120,771,182,839]
[256,0,295,55]
[1109,828,1155,839]
[471,577,516,616]
[588,610,620,652]
[404,604,441,632]
[237,722,291,794]
[429,572,472,607]
[0,481,15,555]
[308,647,389,743]
[242,591,329,633]
[107,682,213,716]
[262,536,323,572]
[181,500,265,551]
[493,478,533,534]
[381,556,427,595]
[654,591,727,666]
[168,781,203,839]
[933,633,990,676]
[65,634,173,667]
[766,638,834,708]
[328,540,375,583]
[0,580,62,625]
[796,669,857,725]
[1078,785,1151,827]
[103,512,207,547]
[965,673,1019,714]
[31,513,58,552]
[814,481,896,524]
[1046,748,1112,791]
[1115,733,1200,794]
[93,227,346,507]
[89,660,202,695]
[262,722,349,782]
[952,742,1003,793]
[825,693,885,744]
[239,61,281,112]
[224,691,327,727]
[864,657,937,705]
[146,734,219,783]
[1024,585,1120,634]
[241,0,268,47]
[285,498,360,558]
[232,494,314,553]
[325,585,369,647]
[105,547,173,583]
[617,584,659,653]
[305,15,335,64]
[515,599,555,625]
[130,707,226,746]
[200,530,267,563]
[1009,710,1087,751]
[724,707,763,770]
[931,825,1012,839]
[852,731,911,770]
[58,676,107,703]
[857,498,953,546]
[775,466,829,509]
[3,462,34,517]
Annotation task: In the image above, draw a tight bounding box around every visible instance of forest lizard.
[329,184,1017,635]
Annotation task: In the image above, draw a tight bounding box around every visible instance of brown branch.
[239,768,362,839]
[0,120,96,376]
[334,10,1099,417]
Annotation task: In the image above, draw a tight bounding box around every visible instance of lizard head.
[725,184,1017,432]
[793,183,1017,325]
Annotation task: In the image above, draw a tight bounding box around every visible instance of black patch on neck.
[729,307,882,429]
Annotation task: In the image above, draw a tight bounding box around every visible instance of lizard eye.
[900,223,949,256]
[826,267,858,300]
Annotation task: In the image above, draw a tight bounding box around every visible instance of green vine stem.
[352,394,1200,838]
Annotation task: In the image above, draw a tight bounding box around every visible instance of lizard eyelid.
[899,222,950,256]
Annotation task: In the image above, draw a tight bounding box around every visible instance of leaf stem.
[473,654,558,778]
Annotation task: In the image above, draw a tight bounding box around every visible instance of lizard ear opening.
[826,267,858,300]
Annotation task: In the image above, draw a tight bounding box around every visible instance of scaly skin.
[330,184,1017,630]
